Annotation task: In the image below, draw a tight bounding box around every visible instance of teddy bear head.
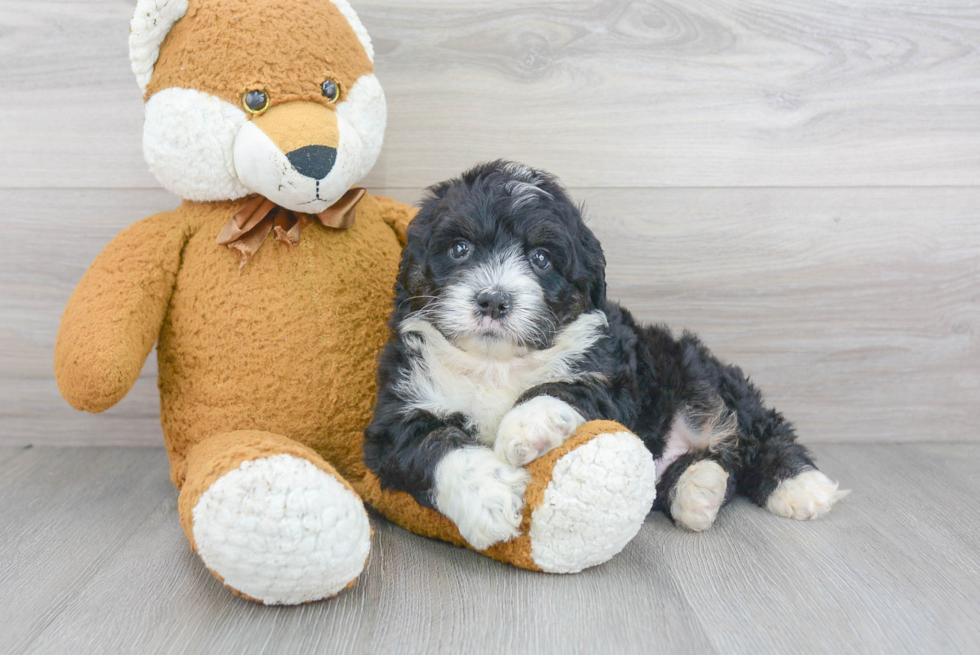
[130,0,385,213]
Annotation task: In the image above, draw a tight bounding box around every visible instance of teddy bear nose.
[286,145,337,180]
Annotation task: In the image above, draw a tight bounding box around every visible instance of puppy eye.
[242,90,269,115]
[530,248,551,271]
[321,79,340,103]
[450,240,471,260]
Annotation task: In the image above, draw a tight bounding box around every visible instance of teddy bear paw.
[528,430,657,573]
[191,454,371,604]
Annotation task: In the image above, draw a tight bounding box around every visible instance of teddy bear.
[54,0,657,605]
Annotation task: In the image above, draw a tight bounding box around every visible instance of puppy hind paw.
[434,447,531,550]
[670,460,729,532]
[494,396,585,467]
[766,469,849,521]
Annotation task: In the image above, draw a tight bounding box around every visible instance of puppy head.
[130,0,385,211]
[397,160,606,354]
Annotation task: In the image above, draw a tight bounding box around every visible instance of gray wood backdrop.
[1,0,978,446]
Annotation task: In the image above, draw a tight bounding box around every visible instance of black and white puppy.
[365,160,848,550]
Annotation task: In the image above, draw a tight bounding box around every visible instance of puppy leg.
[657,449,738,532]
[495,395,586,467]
[651,389,740,532]
[366,409,529,550]
[738,431,848,520]
[665,458,731,532]
[676,333,849,520]
[433,446,530,550]
[748,439,850,520]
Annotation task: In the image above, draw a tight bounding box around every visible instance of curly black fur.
[364,160,819,524]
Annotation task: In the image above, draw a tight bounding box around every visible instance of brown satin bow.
[216,187,366,269]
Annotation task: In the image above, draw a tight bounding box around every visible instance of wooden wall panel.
[1,1,978,445]
[2,187,977,445]
[2,1,979,189]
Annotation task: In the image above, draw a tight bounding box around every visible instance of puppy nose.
[476,290,512,319]
[286,145,337,180]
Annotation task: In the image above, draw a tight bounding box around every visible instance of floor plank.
[2,1,980,188]
[0,448,174,654]
[657,443,980,654]
[0,446,29,468]
[2,444,979,655]
[4,187,978,446]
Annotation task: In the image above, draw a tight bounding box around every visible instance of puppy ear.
[399,257,426,300]
[579,222,607,309]
[395,218,431,313]
[420,179,454,205]
[559,198,607,310]
[130,0,189,92]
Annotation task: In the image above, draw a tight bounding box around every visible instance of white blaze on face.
[433,247,549,352]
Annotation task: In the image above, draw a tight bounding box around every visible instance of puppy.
[365,161,848,550]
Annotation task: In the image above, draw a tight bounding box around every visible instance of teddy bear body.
[157,196,403,488]
[54,0,658,604]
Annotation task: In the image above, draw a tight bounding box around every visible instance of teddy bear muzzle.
[234,100,352,213]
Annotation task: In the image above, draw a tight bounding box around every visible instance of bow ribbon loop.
[217,188,365,269]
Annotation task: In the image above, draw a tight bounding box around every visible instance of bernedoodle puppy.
[365,160,848,550]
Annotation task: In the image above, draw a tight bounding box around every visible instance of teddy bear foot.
[179,431,372,605]
[361,421,657,573]
[522,424,658,573]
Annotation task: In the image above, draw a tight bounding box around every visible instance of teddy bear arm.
[371,194,417,246]
[54,212,191,413]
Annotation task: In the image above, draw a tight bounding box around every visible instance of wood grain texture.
[3,186,977,446]
[587,186,980,444]
[1,444,978,654]
[0,446,29,467]
[0,448,175,655]
[2,1,980,188]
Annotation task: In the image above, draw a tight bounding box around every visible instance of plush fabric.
[54,0,653,604]
[144,0,373,107]
[360,420,655,573]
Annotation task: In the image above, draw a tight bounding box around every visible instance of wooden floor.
[1,444,979,655]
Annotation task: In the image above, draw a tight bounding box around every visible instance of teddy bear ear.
[330,0,375,62]
[129,0,189,93]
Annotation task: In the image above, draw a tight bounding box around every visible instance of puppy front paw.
[433,447,531,550]
[494,396,586,467]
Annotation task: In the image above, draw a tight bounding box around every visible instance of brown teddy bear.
[54,0,657,605]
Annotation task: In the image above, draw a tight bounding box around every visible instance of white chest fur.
[395,311,607,444]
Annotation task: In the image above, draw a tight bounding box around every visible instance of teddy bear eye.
[321,79,340,102]
[242,90,269,115]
